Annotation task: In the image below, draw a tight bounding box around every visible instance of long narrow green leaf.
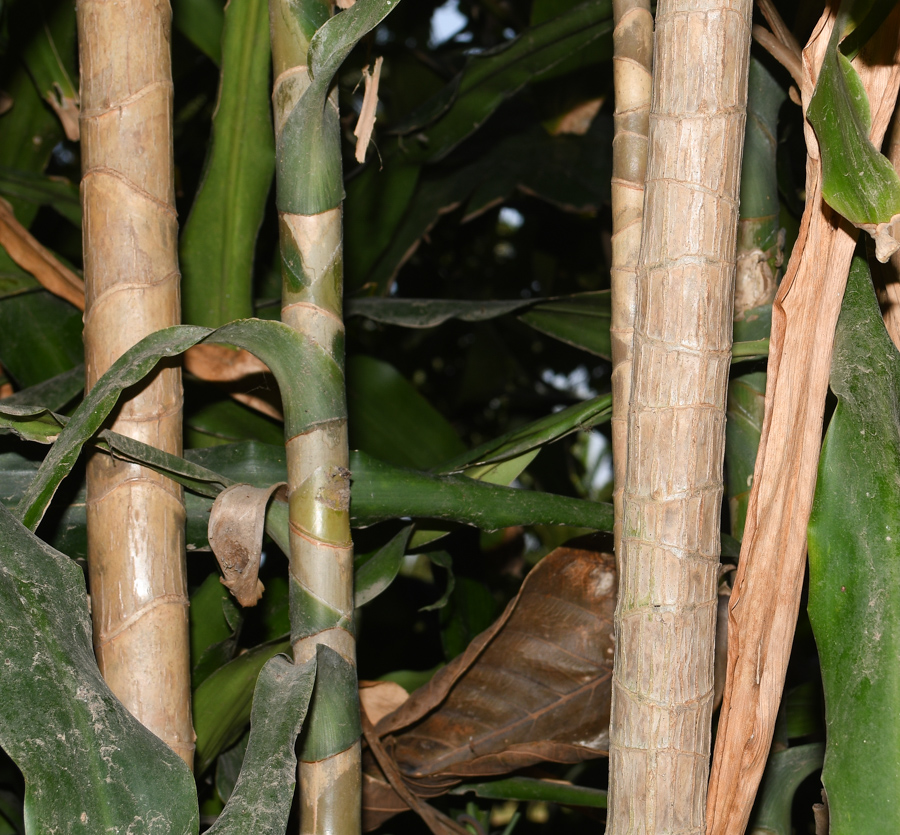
[15,319,342,529]
[0,503,199,833]
[354,524,413,607]
[0,167,81,227]
[15,326,209,529]
[451,776,608,808]
[0,364,84,410]
[346,297,534,328]
[207,655,316,834]
[0,291,83,387]
[193,636,292,774]
[173,0,225,64]
[181,0,275,327]
[392,0,613,164]
[519,292,611,358]
[437,393,612,473]
[0,404,66,443]
[347,355,466,469]
[807,255,900,834]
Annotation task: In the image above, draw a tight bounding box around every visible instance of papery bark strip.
[607,1,752,832]
[706,8,900,833]
[78,0,192,765]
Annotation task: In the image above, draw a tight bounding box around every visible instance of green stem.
[269,0,360,831]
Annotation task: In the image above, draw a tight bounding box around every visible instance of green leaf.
[298,645,361,762]
[0,364,84,411]
[15,319,343,530]
[346,297,534,328]
[807,35,900,242]
[748,744,825,835]
[0,503,199,833]
[0,290,83,388]
[438,393,611,473]
[184,381,285,448]
[451,776,608,808]
[347,355,466,469]
[215,732,249,804]
[276,0,401,214]
[807,255,900,834]
[0,0,76,223]
[180,0,275,327]
[15,325,209,529]
[173,0,225,64]
[194,635,292,774]
[0,403,67,444]
[354,524,413,607]
[0,167,81,227]
[518,292,611,358]
[393,0,613,164]
[344,162,421,287]
[440,576,497,660]
[350,450,614,532]
[190,573,242,688]
[206,654,316,835]
[346,292,612,359]
[837,0,899,61]
[363,124,613,292]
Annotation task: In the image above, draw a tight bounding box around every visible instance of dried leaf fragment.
[209,482,287,606]
[354,57,384,163]
[46,82,80,141]
[0,198,85,310]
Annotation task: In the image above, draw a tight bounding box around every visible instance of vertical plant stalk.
[609,0,651,565]
[706,9,900,834]
[78,0,192,765]
[270,1,360,832]
[607,1,752,832]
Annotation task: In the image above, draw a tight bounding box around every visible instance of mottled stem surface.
[269,2,361,831]
[78,0,192,765]
[609,0,652,566]
[608,1,752,832]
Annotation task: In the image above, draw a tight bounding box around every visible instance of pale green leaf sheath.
[269,0,400,831]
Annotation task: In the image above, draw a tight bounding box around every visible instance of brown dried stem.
[706,7,900,833]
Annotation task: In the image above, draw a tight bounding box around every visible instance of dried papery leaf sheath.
[77,0,192,765]
[607,0,752,832]
[269,0,360,830]
[706,9,900,833]
[609,0,651,567]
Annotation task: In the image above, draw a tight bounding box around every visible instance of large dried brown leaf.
[706,8,900,834]
[362,539,615,829]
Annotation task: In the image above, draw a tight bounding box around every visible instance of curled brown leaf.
[209,482,287,606]
[362,539,615,829]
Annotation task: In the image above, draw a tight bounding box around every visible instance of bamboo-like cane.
[269,2,360,832]
[606,0,752,831]
[78,0,192,765]
[609,0,652,571]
